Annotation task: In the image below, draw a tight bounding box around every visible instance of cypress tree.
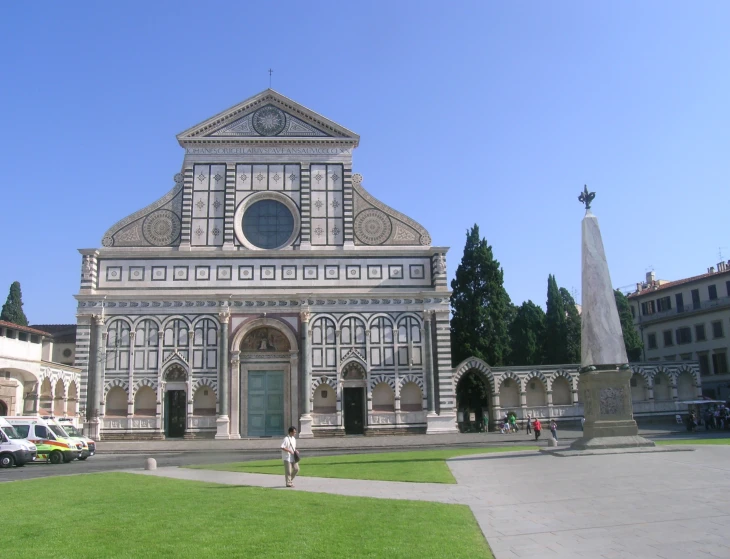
[1,281,29,326]
[559,287,582,364]
[508,300,546,365]
[614,289,643,362]
[450,224,512,366]
[543,274,567,364]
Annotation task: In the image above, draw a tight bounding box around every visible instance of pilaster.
[216,310,231,439]
[299,310,313,438]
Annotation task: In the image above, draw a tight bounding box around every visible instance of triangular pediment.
[177,89,359,146]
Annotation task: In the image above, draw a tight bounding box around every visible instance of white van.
[6,416,82,464]
[55,418,96,458]
[0,417,37,467]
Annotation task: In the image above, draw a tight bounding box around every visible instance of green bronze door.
[248,371,284,437]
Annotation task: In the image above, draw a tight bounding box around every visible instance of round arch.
[454,357,494,432]
[230,317,299,353]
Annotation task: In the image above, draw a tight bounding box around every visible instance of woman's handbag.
[293,450,300,463]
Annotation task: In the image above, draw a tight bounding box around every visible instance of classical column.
[127,331,135,420]
[215,310,231,439]
[422,312,436,414]
[86,314,105,439]
[229,351,241,439]
[299,310,314,438]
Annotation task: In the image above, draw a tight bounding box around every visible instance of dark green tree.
[1,281,28,326]
[455,372,490,414]
[450,225,512,366]
[614,289,643,362]
[560,287,582,364]
[543,274,567,364]
[508,300,546,365]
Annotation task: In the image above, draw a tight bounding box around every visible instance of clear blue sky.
[2,2,728,324]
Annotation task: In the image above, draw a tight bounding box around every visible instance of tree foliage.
[543,274,567,364]
[450,225,512,366]
[614,289,643,362]
[455,372,490,413]
[560,287,582,364]
[1,281,28,326]
[508,300,546,365]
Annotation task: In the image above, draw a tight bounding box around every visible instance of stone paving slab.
[127,444,730,559]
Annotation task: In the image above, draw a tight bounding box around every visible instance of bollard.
[145,458,157,470]
[548,438,557,447]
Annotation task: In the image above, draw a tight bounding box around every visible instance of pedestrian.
[581,416,585,432]
[526,414,532,435]
[533,418,542,441]
[509,413,517,433]
[482,411,489,433]
[550,420,558,443]
[281,426,299,488]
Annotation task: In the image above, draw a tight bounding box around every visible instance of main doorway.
[248,370,284,437]
[165,390,186,438]
[343,387,365,434]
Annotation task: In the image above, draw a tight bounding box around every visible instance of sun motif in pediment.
[252,106,286,136]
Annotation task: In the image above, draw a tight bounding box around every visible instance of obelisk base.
[570,367,654,450]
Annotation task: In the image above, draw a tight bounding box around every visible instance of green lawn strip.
[656,438,730,446]
[188,446,537,483]
[4,473,492,559]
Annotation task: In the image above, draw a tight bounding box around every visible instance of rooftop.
[0,320,52,337]
[628,262,730,299]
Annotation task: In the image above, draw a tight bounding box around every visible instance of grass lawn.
[4,473,492,559]
[657,437,730,445]
[188,446,537,483]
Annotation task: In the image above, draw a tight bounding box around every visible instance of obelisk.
[570,186,654,450]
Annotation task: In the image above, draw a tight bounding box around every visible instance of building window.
[726,280,730,297]
[242,199,295,249]
[641,301,656,316]
[647,333,657,349]
[712,321,724,339]
[630,305,636,318]
[695,324,706,342]
[657,296,671,312]
[663,330,673,347]
[663,355,676,361]
[676,327,692,345]
[680,353,692,361]
[698,352,710,375]
[630,377,637,387]
[708,284,718,300]
[691,289,700,309]
[712,352,728,375]
[675,293,684,312]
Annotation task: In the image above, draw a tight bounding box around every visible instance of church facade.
[73,90,704,440]
[75,90,457,439]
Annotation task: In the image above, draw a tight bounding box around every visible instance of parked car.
[0,417,37,467]
[5,416,82,464]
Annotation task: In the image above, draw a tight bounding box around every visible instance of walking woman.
[533,418,542,441]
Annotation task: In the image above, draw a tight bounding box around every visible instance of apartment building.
[628,262,730,400]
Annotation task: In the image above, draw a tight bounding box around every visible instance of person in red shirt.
[533,419,542,441]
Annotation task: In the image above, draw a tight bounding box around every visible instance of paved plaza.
[132,444,730,559]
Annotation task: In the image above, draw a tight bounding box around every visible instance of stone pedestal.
[427,412,459,434]
[215,415,231,439]
[84,419,100,440]
[571,367,654,450]
[298,414,314,438]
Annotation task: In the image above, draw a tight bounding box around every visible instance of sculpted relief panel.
[241,327,291,352]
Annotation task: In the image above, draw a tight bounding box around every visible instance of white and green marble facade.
[75,90,455,440]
